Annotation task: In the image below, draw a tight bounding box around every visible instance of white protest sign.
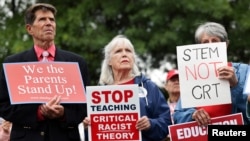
[243,66,250,94]
[177,42,231,108]
[86,84,141,141]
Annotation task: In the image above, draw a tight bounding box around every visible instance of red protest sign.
[90,113,139,140]
[3,62,86,104]
[169,113,243,141]
[86,84,141,141]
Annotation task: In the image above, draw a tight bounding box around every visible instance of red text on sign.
[92,90,133,104]
[185,62,223,81]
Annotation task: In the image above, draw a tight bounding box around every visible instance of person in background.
[0,3,89,141]
[173,22,249,126]
[83,34,172,141]
[164,69,180,141]
[165,69,180,124]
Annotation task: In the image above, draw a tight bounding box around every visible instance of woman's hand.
[192,108,211,126]
[217,66,238,87]
[136,116,151,131]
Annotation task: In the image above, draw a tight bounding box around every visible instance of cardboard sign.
[86,84,141,141]
[3,62,86,104]
[176,42,231,108]
[169,113,243,141]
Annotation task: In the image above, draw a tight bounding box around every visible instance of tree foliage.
[1,0,250,86]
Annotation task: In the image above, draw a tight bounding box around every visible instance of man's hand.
[40,95,64,119]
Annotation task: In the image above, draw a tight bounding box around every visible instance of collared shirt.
[34,45,56,61]
[168,100,177,124]
[34,45,56,121]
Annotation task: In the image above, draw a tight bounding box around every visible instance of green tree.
[1,0,250,86]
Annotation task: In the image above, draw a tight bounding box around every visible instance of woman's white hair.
[99,34,140,85]
[195,22,229,44]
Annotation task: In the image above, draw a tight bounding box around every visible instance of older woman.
[173,22,249,126]
[84,35,171,141]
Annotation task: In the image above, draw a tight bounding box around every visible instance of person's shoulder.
[135,74,159,89]
[4,49,33,62]
[232,62,248,67]
[135,74,150,83]
[232,62,249,81]
[57,48,81,56]
[232,62,248,71]
[56,48,86,60]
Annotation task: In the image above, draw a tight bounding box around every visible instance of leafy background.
[1,0,250,98]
